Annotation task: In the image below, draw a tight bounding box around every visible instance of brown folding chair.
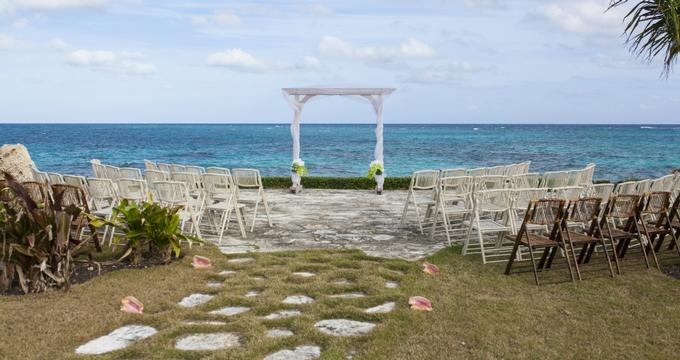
[600,194,660,272]
[562,197,618,278]
[670,196,680,240]
[638,192,680,257]
[505,198,575,285]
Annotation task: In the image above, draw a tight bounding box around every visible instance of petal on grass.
[409,296,432,311]
[192,255,211,269]
[422,262,439,275]
[121,296,144,314]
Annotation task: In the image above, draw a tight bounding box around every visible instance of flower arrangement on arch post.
[367,160,384,180]
[291,159,308,177]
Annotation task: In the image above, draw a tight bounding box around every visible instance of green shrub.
[262,176,411,190]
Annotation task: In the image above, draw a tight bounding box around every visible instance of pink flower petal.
[409,296,432,311]
[192,255,211,269]
[120,296,144,314]
[422,262,439,275]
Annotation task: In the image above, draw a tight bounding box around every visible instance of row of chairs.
[506,192,680,285]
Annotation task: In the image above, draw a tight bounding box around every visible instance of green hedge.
[262,176,411,190]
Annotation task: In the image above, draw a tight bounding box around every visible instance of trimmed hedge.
[262,176,411,190]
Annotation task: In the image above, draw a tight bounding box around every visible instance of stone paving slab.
[75,325,157,355]
[209,189,449,260]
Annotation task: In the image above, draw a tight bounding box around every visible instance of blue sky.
[0,0,678,124]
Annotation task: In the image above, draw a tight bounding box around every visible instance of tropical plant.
[609,0,680,75]
[367,161,384,180]
[291,159,309,177]
[0,173,94,293]
[97,199,199,265]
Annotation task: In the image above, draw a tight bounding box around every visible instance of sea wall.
[0,144,36,182]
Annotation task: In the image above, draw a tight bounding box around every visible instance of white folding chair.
[87,178,119,245]
[440,168,465,178]
[473,175,508,192]
[185,165,205,176]
[154,180,202,240]
[613,180,639,195]
[117,179,147,203]
[202,173,247,241]
[579,164,596,187]
[541,171,568,188]
[119,167,142,180]
[144,170,169,199]
[46,172,64,184]
[511,173,541,189]
[429,176,474,245]
[463,189,514,264]
[171,172,205,212]
[206,167,232,175]
[63,174,87,189]
[487,165,506,176]
[651,175,675,192]
[31,168,49,183]
[510,188,549,235]
[400,170,439,234]
[143,160,157,171]
[232,168,272,232]
[157,162,171,172]
[103,165,121,181]
[90,160,106,178]
[466,167,487,177]
[169,164,187,173]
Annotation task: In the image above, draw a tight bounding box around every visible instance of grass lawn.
[2,243,680,359]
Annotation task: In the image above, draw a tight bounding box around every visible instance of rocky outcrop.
[0,144,36,181]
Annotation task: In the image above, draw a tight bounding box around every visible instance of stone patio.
[212,189,448,260]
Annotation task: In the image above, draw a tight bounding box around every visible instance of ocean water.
[1,124,678,181]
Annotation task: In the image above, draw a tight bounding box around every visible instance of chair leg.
[505,241,521,275]
[413,197,424,234]
[400,191,412,227]
[261,189,272,227]
[476,218,486,264]
[429,197,440,240]
[250,196,260,232]
[527,245,541,285]
[462,211,475,256]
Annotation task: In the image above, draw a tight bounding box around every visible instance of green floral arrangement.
[291,159,308,177]
[367,160,384,180]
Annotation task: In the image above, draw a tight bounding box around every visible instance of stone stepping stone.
[384,281,399,289]
[181,320,227,326]
[365,302,395,314]
[252,275,267,281]
[282,295,315,305]
[228,257,255,264]
[206,281,223,288]
[329,292,365,299]
[244,290,260,297]
[314,319,375,337]
[292,272,316,277]
[75,325,157,355]
[218,270,237,276]
[262,310,302,320]
[332,279,353,285]
[175,332,241,351]
[264,345,321,360]
[209,306,250,316]
[178,294,214,308]
[373,234,394,241]
[266,328,294,338]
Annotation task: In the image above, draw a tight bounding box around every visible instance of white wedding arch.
[282,87,396,194]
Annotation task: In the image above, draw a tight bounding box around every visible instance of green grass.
[2,244,680,359]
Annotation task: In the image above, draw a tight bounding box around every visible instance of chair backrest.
[640,191,671,216]
[552,186,583,203]
[440,168,465,178]
[408,170,438,190]
[90,160,106,178]
[613,181,638,195]
[143,160,157,171]
[566,197,602,225]
[51,184,89,212]
[650,175,675,192]
[486,165,506,176]
[169,164,187,173]
[203,173,236,201]
[117,179,147,202]
[473,175,507,192]
[119,167,142,180]
[154,181,190,205]
[103,165,121,181]
[512,188,549,212]
[636,179,652,194]
[541,171,568,188]
[31,169,49,184]
[474,189,512,213]
[588,183,614,204]
[87,178,118,210]
[185,165,205,175]
[518,161,531,175]
[63,175,88,189]
[579,164,596,186]
[233,168,263,188]
[206,167,232,175]
[565,170,583,187]
[47,172,64,184]
[603,194,641,220]
[439,176,473,201]
[157,162,171,172]
[466,167,487,177]
[21,181,50,205]
[511,173,541,189]
[144,170,169,184]
[522,198,565,227]
[171,172,202,193]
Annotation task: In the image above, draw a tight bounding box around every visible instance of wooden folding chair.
[505,199,575,285]
[562,197,618,278]
[600,194,660,272]
[638,192,680,258]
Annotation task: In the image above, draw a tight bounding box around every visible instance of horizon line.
[0,122,679,126]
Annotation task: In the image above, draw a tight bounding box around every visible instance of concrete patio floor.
[206,189,449,260]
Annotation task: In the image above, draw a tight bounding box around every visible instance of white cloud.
[191,9,240,27]
[0,34,14,49]
[464,0,501,8]
[206,48,321,73]
[307,4,334,17]
[65,49,156,75]
[318,36,436,63]
[536,1,623,37]
[49,38,69,50]
[403,62,491,84]
[11,17,28,27]
[0,0,106,15]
